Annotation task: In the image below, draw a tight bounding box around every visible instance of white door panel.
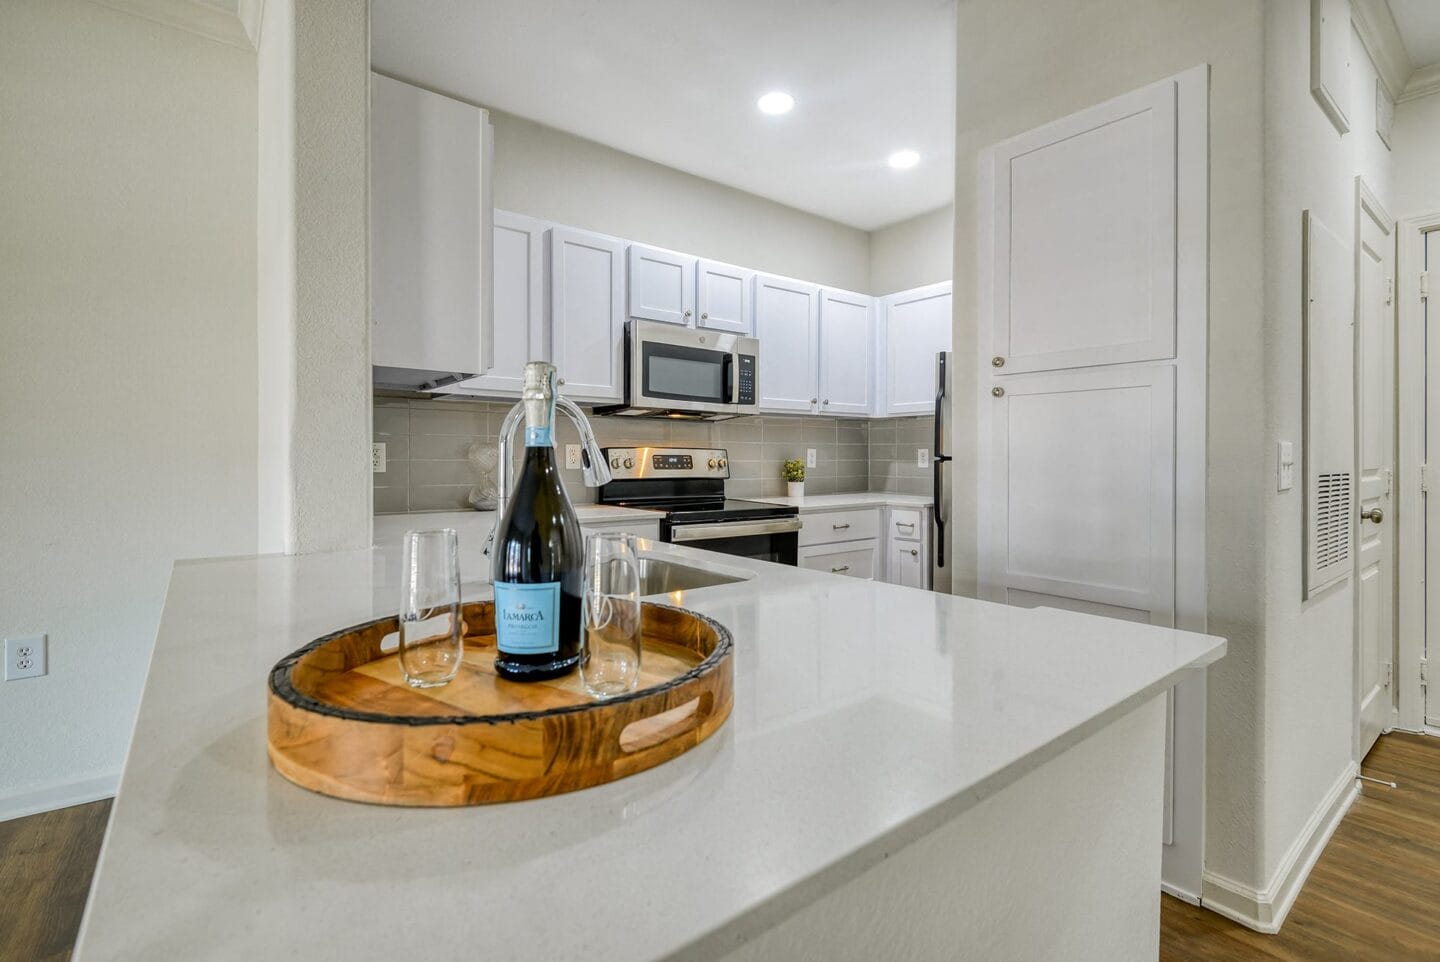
[819,288,873,415]
[884,283,952,415]
[754,273,819,413]
[450,211,545,396]
[1354,180,1394,758]
[986,366,1176,625]
[697,259,753,334]
[992,78,1176,374]
[550,226,625,403]
[627,243,695,326]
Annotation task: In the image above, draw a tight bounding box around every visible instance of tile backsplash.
[373,396,933,514]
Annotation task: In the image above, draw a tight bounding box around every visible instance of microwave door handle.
[722,353,734,404]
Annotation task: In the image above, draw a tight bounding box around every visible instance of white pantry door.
[980,67,1208,897]
[1355,181,1395,758]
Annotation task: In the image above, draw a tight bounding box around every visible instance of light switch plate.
[1278,440,1295,492]
[917,448,930,468]
[5,634,47,681]
[565,444,584,470]
[372,442,386,474]
[806,448,817,469]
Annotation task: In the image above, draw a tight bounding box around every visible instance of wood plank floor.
[4,735,1440,960]
[0,798,111,962]
[1162,731,1440,961]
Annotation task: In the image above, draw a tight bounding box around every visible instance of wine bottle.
[491,362,584,681]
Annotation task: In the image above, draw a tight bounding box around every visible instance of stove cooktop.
[606,497,798,524]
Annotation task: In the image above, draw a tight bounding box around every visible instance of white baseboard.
[1160,881,1201,905]
[0,773,119,823]
[1200,763,1358,933]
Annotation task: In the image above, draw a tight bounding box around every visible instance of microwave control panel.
[736,355,756,405]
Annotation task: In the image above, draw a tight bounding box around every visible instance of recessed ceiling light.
[887,149,920,169]
[757,91,795,115]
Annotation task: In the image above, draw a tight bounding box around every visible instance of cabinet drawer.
[889,508,924,542]
[799,509,879,546]
[799,541,877,580]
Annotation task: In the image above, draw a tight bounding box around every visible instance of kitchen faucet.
[484,391,612,556]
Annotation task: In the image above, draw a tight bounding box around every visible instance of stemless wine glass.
[580,532,642,699]
[399,528,463,688]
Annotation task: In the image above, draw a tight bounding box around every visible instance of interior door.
[980,68,1207,897]
[819,288,873,415]
[1355,181,1395,759]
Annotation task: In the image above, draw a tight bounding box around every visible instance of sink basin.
[636,557,747,595]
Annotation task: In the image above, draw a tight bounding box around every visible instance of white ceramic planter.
[787,481,805,499]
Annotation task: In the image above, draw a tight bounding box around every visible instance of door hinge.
[1422,658,1430,688]
[1386,661,1393,689]
[1422,271,1431,300]
[1387,275,1394,305]
[1422,463,1430,493]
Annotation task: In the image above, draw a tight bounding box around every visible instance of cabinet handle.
[831,564,851,573]
[684,310,692,320]
[700,312,708,320]
[810,397,818,404]
[832,523,850,530]
[823,399,830,405]
[909,549,918,557]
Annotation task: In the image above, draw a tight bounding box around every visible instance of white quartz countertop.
[75,536,1223,962]
[753,492,933,512]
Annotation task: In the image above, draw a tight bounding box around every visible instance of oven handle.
[669,517,803,543]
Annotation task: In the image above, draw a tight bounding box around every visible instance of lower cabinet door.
[799,540,877,580]
[887,540,926,589]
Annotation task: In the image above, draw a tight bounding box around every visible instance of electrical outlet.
[806,448,817,469]
[1277,440,1295,492]
[565,444,584,470]
[372,442,386,474]
[917,448,930,468]
[5,634,47,681]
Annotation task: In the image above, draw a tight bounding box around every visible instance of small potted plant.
[782,458,805,499]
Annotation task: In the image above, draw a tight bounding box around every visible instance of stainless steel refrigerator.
[931,351,953,594]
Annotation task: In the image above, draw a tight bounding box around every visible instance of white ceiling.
[370,0,957,232]
[1389,0,1440,69]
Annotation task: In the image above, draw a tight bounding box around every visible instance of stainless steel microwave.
[594,320,759,420]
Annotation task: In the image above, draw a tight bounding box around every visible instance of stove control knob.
[609,457,621,469]
[707,458,718,469]
[623,458,634,469]
[717,458,728,469]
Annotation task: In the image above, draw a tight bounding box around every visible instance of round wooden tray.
[267,600,733,806]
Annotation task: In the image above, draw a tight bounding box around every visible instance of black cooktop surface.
[608,497,799,524]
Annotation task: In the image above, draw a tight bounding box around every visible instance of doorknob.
[1361,506,1384,523]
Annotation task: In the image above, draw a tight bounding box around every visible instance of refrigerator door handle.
[933,353,950,569]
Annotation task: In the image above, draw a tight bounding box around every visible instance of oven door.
[665,517,801,566]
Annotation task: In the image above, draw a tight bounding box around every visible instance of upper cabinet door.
[627,243,695,326]
[884,282,952,415]
[754,273,820,413]
[696,259,754,334]
[818,288,873,416]
[551,226,625,402]
[449,211,546,396]
[370,72,493,388]
[991,78,1176,375]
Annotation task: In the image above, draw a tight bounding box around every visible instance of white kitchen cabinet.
[799,540,878,580]
[449,211,546,396]
[883,281,952,415]
[819,288,873,416]
[887,540,926,588]
[370,72,494,390]
[696,259,753,334]
[627,243,695,326]
[550,226,626,402]
[754,273,821,413]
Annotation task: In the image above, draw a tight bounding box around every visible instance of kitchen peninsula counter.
[74,533,1223,962]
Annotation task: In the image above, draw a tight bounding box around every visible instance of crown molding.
[1351,0,1413,100]
[1399,61,1440,103]
[88,0,263,50]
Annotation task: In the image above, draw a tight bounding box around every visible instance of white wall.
[1391,91,1440,218]
[952,0,1271,895]
[1257,3,1394,902]
[0,0,259,807]
[869,204,954,296]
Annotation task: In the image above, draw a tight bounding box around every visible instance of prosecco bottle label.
[494,581,561,655]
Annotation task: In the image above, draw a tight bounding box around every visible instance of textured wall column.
[258,0,372,553]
